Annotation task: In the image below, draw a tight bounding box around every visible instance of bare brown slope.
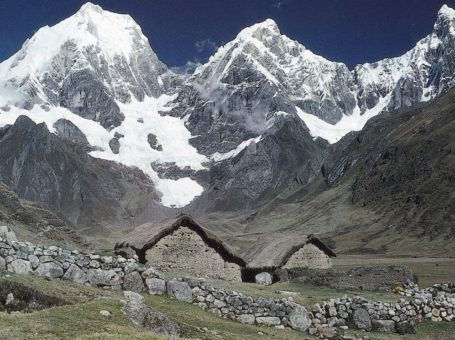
[196,89,455,257]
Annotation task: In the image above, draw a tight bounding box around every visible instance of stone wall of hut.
[283,243,332,270]
[145,227,241,281]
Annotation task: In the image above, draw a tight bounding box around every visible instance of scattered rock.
[255,272,272,286]
[99,310,111,318]
[5,292,14,306]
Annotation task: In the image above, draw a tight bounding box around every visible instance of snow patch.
[296,94,391,144]
[211,136,263,162]
[0,95,209,208]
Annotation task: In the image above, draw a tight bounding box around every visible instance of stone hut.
[115,215,246,281]
[241,233,336,282]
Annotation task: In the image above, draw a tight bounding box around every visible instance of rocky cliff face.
[0,116,170,230]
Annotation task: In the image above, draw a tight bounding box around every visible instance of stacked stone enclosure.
[145,227,242,281]
[241,234,336,282]
[283,243,332,270]
[115,215,246,282]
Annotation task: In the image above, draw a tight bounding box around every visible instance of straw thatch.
[242,232,336,270]
[115,214,246,266]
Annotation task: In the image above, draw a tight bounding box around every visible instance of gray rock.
[99,310,111,318]
[372,319,396,332]
[122,290,180,336]
[256,317,281,326]
[0,256,6,270]
[123,271,145,293]
[145,278,166,295]
[7,259,32,274]
[237,314,255,324]
[63,264,88,284]
[147,133,163,151]
[28,255,40,269]
[5,293,14,306]
[0,226,17,244]
[141,267,165,280]
[288,304,312,332]
[109,137,120,154]
[166,279,193,303]
[143,309,180,336]
[35,262,64,278]
[255,272,272,286]
[53,119,90,147]
[352,308,372,331]
[87,269,118,286]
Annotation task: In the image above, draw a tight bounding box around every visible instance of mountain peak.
[78,2,104,14]
[238,18,281,40]
[438,4,455,19]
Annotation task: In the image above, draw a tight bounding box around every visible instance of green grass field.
[0,271,454,339]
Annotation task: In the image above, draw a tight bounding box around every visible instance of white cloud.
[195,38,218,53]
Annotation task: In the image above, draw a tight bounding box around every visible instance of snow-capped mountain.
[0,2,171,128]
[0,3,454,216]
[0,3,206,209]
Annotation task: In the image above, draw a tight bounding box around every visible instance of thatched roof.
[242,233,336,269]
[115,214,246,266]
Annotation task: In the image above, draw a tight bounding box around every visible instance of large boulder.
[143,309,180,336]
[352,308,372,331]
[7,259,32,274]
[255,272,272,286]
[122,291,180,336]
[123,271,145,293]
[288,304,312,332]
[145,278,166,295]
[63,264,88,284]
[237,314,255,324]
[35,262,64,278]
[87,269,119,286]
[256,317,281,326]
[0,226,17,244]
[166,279,193,303]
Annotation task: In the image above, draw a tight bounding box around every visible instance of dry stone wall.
[283,244,332,270]
[145,227,241,281]
[2,226,455,337]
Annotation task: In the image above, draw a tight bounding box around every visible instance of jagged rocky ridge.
[0,3,454,219]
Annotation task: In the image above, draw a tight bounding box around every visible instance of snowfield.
[0,95,208,208]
